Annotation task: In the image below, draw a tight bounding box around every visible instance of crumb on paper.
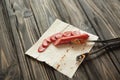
[66,49,70,52]
[56,64,60,69]
[61,55,66,60]
[71,46,74,48]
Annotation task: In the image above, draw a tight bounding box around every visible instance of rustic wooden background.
[0,0,120,80]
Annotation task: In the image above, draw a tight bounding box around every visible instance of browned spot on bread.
[66,49,69,52]
[56,64,60,69]
[71,46,74,48]
[61,55,66,60]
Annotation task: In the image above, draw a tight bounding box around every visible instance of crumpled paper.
[25,19,98,78]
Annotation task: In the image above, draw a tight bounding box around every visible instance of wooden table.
[0,0,120,80]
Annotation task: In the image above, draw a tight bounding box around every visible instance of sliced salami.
[38,46,46,52]
[63,31,72,37]
[42,39,50,47]
[50,35,57,42]
[46,37,52,43]
[55,32,63,39]
[72,31,81,36]
[38,31,89,53]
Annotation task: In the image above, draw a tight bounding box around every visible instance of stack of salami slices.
[38,31,89,52]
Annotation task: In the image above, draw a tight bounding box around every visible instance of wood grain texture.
[0,0,120,80]
[0,2,22,80]
[79,0,120,80]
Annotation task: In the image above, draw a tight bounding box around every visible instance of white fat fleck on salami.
[25,19,98,78]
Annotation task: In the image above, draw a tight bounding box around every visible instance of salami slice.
[38,46,46,52]
[50,35,57,42]
[63,31,72,37]
[46,37,52,43]
[55,32,63,39]
[42,39,50,47]
[72,31,81,36]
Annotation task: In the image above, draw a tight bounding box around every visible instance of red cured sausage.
[38,31,89,53]
[38,46,46,52]
[55,32,63,39]
[72,31,81,36]
[63,31,72,37]
[62,33,89,40]
[46,37,52,43]
[42,39,50,47]
[50,33,63,42]
[38,39,51,52]
[54,39,71,45]
[54,33,89,46]
[50,35,57,42]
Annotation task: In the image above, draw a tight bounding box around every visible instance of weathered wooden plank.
[13,2,57,80]
[3,0,57,80]
[53,0,93,32]
[0,2,22,80]
[29,0,61,34]
[2,0,37,80]
[79,0,120,79]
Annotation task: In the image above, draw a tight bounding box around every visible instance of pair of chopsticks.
[76,37,120,61]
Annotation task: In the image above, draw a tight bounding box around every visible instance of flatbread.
[25,19,98,78]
